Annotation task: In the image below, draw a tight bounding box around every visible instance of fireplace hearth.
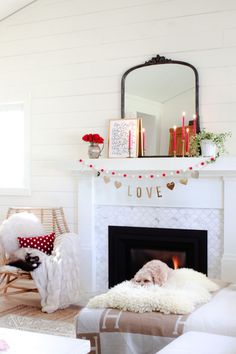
[109,225,207,288]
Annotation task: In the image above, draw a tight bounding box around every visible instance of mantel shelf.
[72,156,236,176]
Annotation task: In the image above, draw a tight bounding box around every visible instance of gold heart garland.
[114,181,122,189]
[166,182,175,190]
[191,171,199,179]
[179,178,188,185]
[104,176,188,190]
[103,176,110,184]
[79,156,215,183]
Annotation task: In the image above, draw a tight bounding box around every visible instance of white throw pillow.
[0,212,45,256]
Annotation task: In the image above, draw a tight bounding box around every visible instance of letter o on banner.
[136,187,142,198]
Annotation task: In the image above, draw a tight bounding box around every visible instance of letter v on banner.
[146,187,152,198]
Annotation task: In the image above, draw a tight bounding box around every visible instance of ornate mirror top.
[121,54,200,157]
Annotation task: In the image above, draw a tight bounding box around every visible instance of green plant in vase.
[189,129,231,158]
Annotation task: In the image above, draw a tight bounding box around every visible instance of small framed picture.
[108,119,139,158]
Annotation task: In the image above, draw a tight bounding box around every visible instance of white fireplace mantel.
[73,156,236,299]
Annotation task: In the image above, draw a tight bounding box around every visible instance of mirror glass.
[121,57,199,157]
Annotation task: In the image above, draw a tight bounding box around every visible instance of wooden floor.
[0,279,81,323]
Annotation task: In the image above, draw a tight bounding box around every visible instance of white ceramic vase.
[200,139,217,157]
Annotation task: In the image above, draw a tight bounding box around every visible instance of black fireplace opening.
[108,225,207,288]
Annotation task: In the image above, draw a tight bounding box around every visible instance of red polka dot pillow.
[17,233,55,255]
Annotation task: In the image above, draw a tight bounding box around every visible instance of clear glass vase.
[88,143,102,159]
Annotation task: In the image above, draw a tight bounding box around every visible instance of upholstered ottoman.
[75,283,236,354]
[157,331,236,354]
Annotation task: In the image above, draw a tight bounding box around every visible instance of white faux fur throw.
[31,232,80,313]
[87,269,219,315]
[0,212,45,256]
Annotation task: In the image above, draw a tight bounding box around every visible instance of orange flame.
[172,255,180,269]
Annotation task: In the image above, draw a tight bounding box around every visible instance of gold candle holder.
[173,150,176,158]
[128,148,131,158]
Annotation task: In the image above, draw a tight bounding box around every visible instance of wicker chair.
[0,207,69,296]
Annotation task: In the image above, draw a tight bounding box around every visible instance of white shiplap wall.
[0,0,235,230]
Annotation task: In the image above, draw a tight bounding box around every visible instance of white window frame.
[0,97,31,196]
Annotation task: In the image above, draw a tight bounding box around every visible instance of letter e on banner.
[156,186,162,198]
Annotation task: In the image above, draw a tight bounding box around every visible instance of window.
[0,102,30,195]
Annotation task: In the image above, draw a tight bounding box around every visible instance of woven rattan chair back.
[7,207,69,237]
[0,207,69,297]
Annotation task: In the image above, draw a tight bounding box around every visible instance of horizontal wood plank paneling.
[0,0,235,230]
[31,112,119,129]
[31,127,108,145]
[6,0,236,26]
[31,93,119,114]
[0,30,223,59]
[0,191,76,208]
[0,11,233,45]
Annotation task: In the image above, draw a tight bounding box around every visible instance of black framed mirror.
[121,55,200,157]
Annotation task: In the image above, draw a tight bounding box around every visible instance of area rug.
[0,304,81,323]
[0,314,75,337]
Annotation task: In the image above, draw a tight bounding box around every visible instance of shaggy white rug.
[87,268,220,315]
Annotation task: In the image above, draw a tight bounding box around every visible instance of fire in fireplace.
[108,226,207,288]
[130,248,186,272]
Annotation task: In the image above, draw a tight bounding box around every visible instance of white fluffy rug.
[88,268,220,315]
